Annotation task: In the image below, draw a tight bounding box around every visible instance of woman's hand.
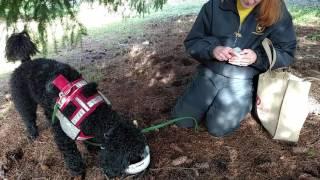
[212,46,234,61]
[228,49,257,66]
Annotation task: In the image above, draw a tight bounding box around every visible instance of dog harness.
[52,74,111,140]
[52,75,152,175]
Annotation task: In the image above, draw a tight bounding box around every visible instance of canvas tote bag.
[256,38,312,142]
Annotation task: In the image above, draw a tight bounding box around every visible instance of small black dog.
[6,32,149,177]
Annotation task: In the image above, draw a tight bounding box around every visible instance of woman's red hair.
[257,0,283,27]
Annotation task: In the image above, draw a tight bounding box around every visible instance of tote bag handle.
[262,38,277,71]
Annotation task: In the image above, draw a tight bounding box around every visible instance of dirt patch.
[0,15,320,179]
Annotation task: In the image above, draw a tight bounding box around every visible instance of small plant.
[307,148,317,158]
[306,32,320,41]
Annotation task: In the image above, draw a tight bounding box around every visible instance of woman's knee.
[171,70,218,124]
[207,123,240,137]
[205,109,243,137]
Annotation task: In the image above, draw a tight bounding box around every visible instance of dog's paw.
[68,161,86,178]
[26,125,39,140]
[72,174,85,180]
[71,171,86,180]
[27,131,39,140]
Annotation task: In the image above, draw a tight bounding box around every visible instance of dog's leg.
[51,124,86,176]
[10,86,39,139]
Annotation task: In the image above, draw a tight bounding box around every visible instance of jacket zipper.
[233,24,242,48]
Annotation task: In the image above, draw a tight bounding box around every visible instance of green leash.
[141,117,198,133]
[51,103,59,124]
[52,103,198,134]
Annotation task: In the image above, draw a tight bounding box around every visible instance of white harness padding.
[56,109,81,140]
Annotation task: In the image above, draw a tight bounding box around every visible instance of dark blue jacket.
[184,0,297,79]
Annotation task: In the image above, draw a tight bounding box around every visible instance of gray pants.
[172,65,253,137]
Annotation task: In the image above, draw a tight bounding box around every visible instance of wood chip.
[195,162,210,169]
[292,147,308,154]
[169,144,183,153]
[171,156,188,166]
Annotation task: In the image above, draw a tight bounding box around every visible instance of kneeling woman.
[172,0,297,136]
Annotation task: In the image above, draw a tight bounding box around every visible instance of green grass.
[289,5,320,41]
[0,62,19,77]
[43,0,204,54]
[65,2,320,50]
[289,5,320,26]
[88,0,204,41]
[21,2,320,53]
[0,72,10,79]
[90,2,320,41]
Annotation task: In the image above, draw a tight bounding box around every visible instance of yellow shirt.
[237,0,254,24]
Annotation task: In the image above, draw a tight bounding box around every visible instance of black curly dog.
[6,32,147,177]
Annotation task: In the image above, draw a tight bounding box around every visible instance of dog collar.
[52,74,111,141]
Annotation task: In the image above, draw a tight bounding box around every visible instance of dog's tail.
[5,31,38,63]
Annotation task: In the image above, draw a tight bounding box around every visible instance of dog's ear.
[82,82,98,98]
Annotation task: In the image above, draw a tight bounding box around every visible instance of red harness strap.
[52,74,104,140]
